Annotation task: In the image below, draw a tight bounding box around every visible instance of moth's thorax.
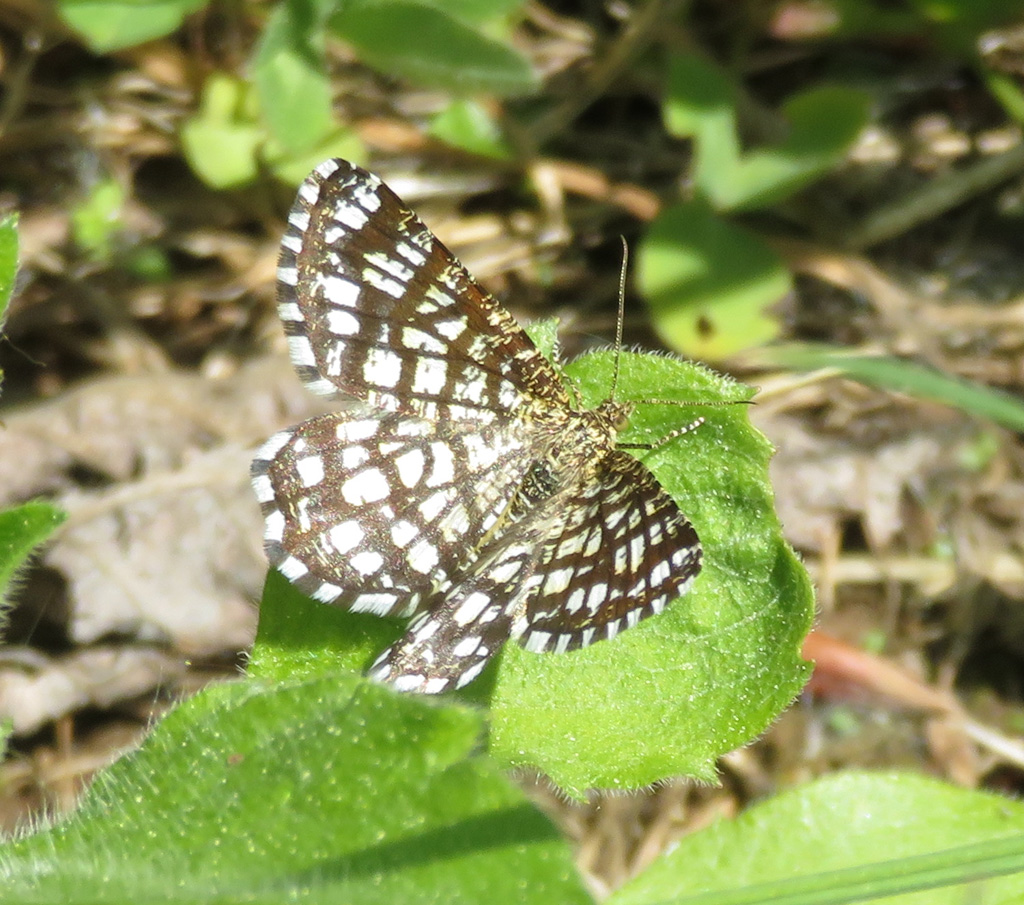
[524,396,635,480]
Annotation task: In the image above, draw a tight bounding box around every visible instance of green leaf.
[915,0,1024,54]
[664,53,869,212]
[0,213,18,329]
[523,318,561,361]
[70,177,125,261]
[717,86,870,211]
[755,343,1024,433]
[0,671,590,903]
[57,0,209,52]
[406,0,527,25]
[124,244,173,282]
[180,73,263,189]
[663,52,737,155]
[250,568,396,682]
[983,67,1024,126]
[250,343,810,796]
[639,201,790,360]
[331,0,537,96]
[819,0,914,37]
[264,126,365,187]
[489,350,812,794]
[611,772,1024,905]
[430,99,514,159]
[252,0,336,154]
[185,60,363,190]
[0,501,66,628]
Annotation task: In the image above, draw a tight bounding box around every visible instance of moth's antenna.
[608,235,750,453]
[609,236,628,401]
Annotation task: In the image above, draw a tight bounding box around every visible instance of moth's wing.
[277,158,570,421]
[366,514,552,693]
[515,450,701,652]
[365,449,701,692]
[251,410,535,617]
